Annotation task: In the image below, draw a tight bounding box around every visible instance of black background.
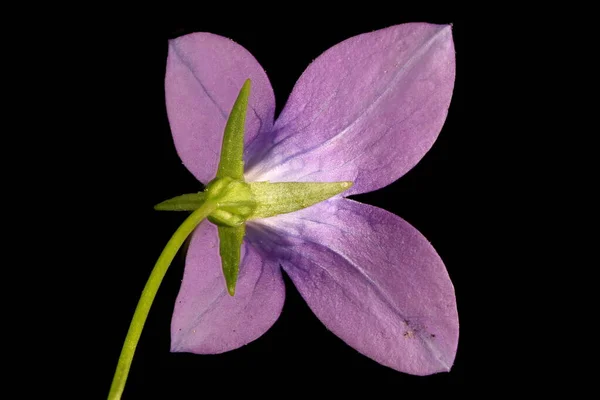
[86,8,479,399]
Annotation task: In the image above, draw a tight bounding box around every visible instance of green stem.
[108,201,216,400]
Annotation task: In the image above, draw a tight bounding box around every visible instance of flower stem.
[108,201,216,400]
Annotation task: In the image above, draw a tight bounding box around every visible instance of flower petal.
[244,23,455,195]
[251,198,458,375]
[165,33,275,184]
[171,220,285,354]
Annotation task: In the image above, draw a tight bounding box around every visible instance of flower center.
[205,177,256,227]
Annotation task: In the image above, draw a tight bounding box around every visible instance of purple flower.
[165,23,458,375]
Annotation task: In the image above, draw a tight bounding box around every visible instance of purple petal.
[165,33,275,184]
[251,198,458,375]
[171,221,285,354]
[244,24,455,196]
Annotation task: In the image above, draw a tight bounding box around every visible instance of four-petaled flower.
[165,23,458,375]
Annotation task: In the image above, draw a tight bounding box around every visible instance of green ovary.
[205,177,256,227]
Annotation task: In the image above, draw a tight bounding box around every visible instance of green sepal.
[248,181,353,219]
[216,79,251,181]
[154,192,206,211]
[218,223,245,296]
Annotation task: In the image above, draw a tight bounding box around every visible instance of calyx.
[155,79,352,295]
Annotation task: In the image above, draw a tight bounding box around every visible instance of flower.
[164,23,458,375]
